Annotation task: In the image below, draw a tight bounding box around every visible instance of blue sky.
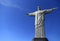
[0,0,60,41]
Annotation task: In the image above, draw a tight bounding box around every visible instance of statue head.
[37,6,41,11]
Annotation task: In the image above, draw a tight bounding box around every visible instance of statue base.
[32,38,48,41]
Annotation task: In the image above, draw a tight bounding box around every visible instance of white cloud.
[0,0,20,8]
[0,0,29,12]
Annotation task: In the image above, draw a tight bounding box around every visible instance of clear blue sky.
[0,0,60,41]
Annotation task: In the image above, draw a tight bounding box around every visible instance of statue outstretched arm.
[27,12,35,16]
[43,8,57,14]
[46,8,57,12]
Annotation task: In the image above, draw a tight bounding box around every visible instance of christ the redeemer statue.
[28,6,56,41]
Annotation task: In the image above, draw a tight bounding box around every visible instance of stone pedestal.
[32,38,48,41]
